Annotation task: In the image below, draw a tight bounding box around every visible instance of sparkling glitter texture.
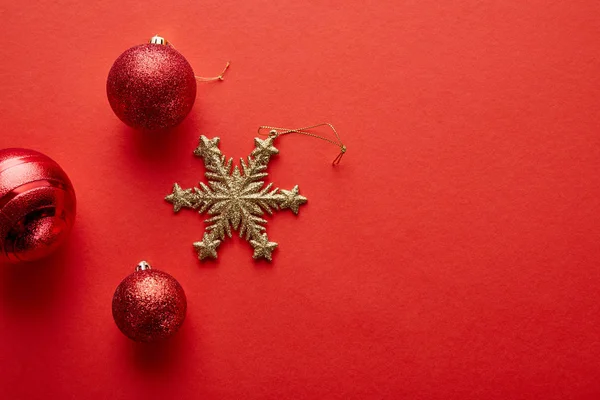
[112,266,187,342]
[107,43,197,130]
[0,148,76,263]
[165,135,307,261]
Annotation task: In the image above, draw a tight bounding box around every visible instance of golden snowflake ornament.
[165,135,307,261]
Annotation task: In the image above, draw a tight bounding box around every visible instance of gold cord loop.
[163,37,230,82]
[258,123,346,165]
[195,61,231,82]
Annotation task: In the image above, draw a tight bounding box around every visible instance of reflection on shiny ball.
[0,148,76,263]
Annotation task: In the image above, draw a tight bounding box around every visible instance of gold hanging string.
[161,37,231,82]
[195,61,231,82]
[257,123,347,165]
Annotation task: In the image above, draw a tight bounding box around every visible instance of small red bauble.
[112,261,187,342]
[107,38,197,130]
[0,148,76,263]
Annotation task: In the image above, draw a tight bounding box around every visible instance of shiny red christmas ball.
[107,41,197,130]
[0,148,76,263]
[112,262,187,342]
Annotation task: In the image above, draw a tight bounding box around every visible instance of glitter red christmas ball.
[107,41,197,130]
[112,262,187,342]
[0,148,76,263]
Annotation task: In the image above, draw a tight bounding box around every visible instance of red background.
[1,1,600,399]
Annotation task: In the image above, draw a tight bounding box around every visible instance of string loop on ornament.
[195,61,231,82]
[165,38,231,82]
[258,123,347,165]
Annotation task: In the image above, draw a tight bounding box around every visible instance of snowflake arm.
[165,183,198,212]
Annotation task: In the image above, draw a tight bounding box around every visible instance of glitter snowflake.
[165,135,307,261]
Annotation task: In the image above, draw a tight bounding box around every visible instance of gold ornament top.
[149,35,167,45]
[165,135,307,261]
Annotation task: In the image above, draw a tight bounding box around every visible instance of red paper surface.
[1,1,600,399]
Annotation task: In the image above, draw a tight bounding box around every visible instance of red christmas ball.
[112,262,187,342]
[0,148,76,263]
[107,40,197,130]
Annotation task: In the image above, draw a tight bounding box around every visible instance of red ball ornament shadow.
[0,227,83,316]
[121,113,201,167]
[121,318,192,376]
